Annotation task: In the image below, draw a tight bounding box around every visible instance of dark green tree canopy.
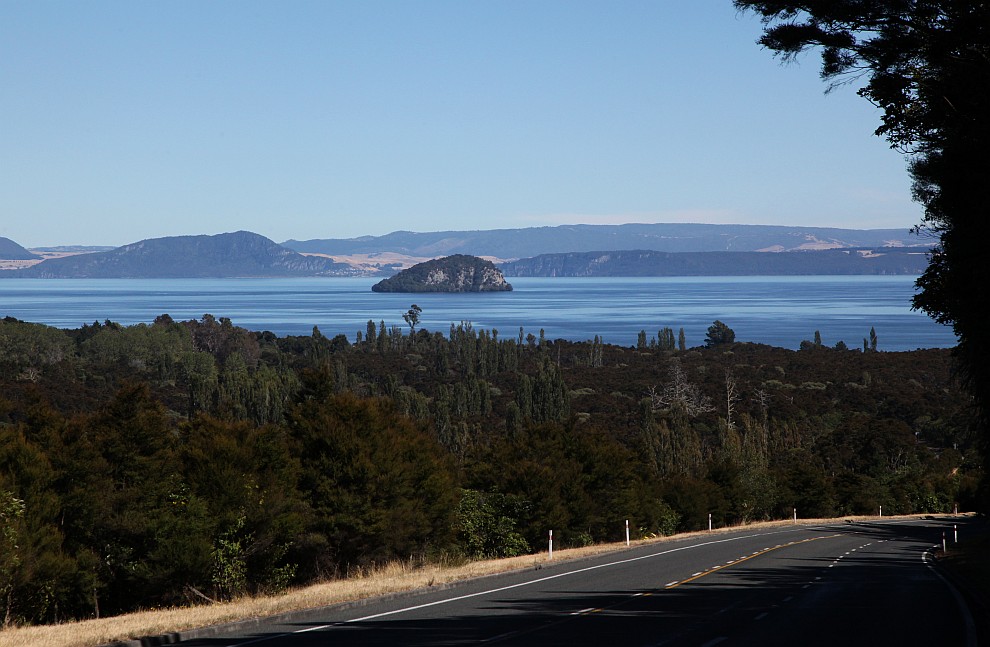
[735,0,990,438]
[0,312,979,622]
[705,320,736,347]
[734,2,989,153]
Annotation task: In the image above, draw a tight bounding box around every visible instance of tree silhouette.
[705,320,736,347]
[735,0,990,500]
[402,304,422,334]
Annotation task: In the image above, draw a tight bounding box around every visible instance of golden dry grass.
[0,514,959,647]
[298,252,433,273]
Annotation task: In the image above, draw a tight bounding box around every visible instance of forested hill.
[283,223,925,259]
[0,236,40,260]
[2,231,351,278]
[499,248,930,277]
[0,314,977,625]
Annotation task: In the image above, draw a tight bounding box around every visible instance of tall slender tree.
[402,305,422,335]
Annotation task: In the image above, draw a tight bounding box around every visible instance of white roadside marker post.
[549,529,553,560]
[708,513,712,532]
[954,524,958,543]
[793,508,797,523]
[625,519,630,547]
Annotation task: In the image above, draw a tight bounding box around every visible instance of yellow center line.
[570,534,842,617]
[664,534,841,589]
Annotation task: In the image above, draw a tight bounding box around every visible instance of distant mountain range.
[0,224,933,279]
[500,248,931,277]
[2,231,352,279]
[283,223,925,259]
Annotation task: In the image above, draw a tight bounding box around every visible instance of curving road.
[178,517,977,647]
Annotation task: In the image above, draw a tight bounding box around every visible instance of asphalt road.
[177,517,977,647]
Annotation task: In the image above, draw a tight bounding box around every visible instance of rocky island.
[371,254,512,293]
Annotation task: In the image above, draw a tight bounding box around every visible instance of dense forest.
[0,313,980,626]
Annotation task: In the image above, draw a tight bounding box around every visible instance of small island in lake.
[371,254,513,293]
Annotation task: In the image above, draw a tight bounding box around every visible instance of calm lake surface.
[0,276,955,351]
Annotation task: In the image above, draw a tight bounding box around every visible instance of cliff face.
[421,264,509,290]
[371,255,513,292]
[499,248,932,277]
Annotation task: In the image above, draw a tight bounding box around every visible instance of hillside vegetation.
[0,314,978,627]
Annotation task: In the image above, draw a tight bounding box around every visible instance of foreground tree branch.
[735,0,990,507]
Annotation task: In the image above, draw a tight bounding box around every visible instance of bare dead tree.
[648,360,714,417]
[724,368,739,430]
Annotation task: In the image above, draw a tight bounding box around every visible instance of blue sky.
[1,1,920,248]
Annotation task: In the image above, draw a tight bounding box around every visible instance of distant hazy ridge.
[500,248,930,277]
[284,223,924,258]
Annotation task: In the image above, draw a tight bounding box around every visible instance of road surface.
[177,517,976,646]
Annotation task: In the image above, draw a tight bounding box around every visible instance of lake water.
[0,276,956,351]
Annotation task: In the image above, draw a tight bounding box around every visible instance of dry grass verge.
[0,514,961,647]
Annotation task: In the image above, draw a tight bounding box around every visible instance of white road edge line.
[922,547,977,647]
[225,525,842,646]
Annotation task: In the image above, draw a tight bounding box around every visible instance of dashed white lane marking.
[754,612,769,621]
